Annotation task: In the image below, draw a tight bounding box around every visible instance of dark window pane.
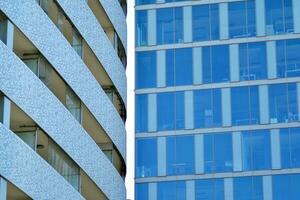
[280,128,300,168]
[136,184,148,200]
[167,135,195,175]
[195,179,224,200]
[136,51,156,89]
[158,181,186,200]
[157,92,175,131]
[136,11,148,46]
[136,138,157,177]
[135,94,148,133]
[136,0,155,5]
[234,176,263,200]
[175,48,193,86]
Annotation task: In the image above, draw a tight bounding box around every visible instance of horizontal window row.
[136,38,300,89]
[136,83,299,133]
[136,0,299,46]
[136,173,300,200]
[136,128,300,177]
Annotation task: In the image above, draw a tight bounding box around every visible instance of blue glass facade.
[135,0,300,199]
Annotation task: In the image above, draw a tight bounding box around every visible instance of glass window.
[273,174,300,200]
[229,0,256,38]
[194,89,222,128]
[136,183,148,200]
[192,4,219,41]
[265,0,294,35]
[136,0,155,5]
[280,128,300,168]
[65,87,81,123]
[234,176,263,200]
[167,135,195,175]
[136,11,148,46]
[231,86,260,126]
[277,39,300,78]
[136,138,157,177]
[157,7,183,45]
[241,130,271,171]
[157,92,185,131]
[157,181,186,200]
[269,83,298,124]
[135,94,148,133]
[136,51,156,89]
[203,45,229,84]
[195,179,224,200]
[166,48,193,86]
[239,42,267,81]
[204,133,233,173]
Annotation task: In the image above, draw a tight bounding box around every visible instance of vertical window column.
[148,9,156,46]
[157,50,166,88]
[270,129,281,169]
[186,180,195,200]
[195,134,204,174]
[255,0,266,36]
[193,47,202,85]
[230,44,239,82]
[148,183,157,200]
[224,178,233,200]
[183,6,192,43]
[267,41,277,79]
[233,131,242,172]
[158,137,166,176]
[293,0,300,33]
[263,176,273,200]
[259,85,269,124]
[185,91,193,129]
[219,3,229,40]
[222,88,231,127]
[148,93,157,132]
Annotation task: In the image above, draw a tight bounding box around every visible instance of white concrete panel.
[233,132,242,172]
[230,44,239,82]
[193,47,202,84]
[186,180,195,200]
[256,0,266,36]
[293,0,300,33]
[222,88,232,126]
[259,85,269,124]
[195,134,204,174]
[224,178,233,200]
[148,94,157,132]
[184,6,192,43]
[219,3,229,40]
[271,129,281,169]
[185,91,194,129]
[158,137,166,176]
[149,183,157,200]
[0,177,7,200]
[263,176,273,200]
[157,50,166,88]
[267,41,277,79]
[148,9,157,45]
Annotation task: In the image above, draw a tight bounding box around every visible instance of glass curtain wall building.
[135,0,300,199]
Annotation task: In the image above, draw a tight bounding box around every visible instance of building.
[135,0,300,199]
[0,0,127,199]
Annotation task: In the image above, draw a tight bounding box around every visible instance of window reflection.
[136,138,157,177]
[280,128,300,168]
[157,181,186,200]
[136,51,156,89]
[234,176,263,200]
[135,94,148,133]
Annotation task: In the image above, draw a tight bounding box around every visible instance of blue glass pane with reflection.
[136,138,157,177]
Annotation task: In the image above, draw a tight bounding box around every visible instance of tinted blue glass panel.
[157,181,186,200]
[269,83,298,123]
[239,42,267,81]
[192,4,219,41]
[265,0,294,35]
[242,130,271,171]
[157,8,183,45]
[195,179,224,200]
[167,135,195,175]
[175,48,193,86]
[136,51,156,89]
[203,45,229,83]
[229,0,256,38]
[231,86,260,126]
[194,89,222,128]
[135,94,148,133]
[280,128,300,168]
[175,92,185,130]
[136,11,147,46]
[234,176,263,200]
[277,39,300,78]
[136,0,155,5]
[136,138,157,177]
[204,133,233,173]
[273,174,300,200]
[157,92,174,131]
[136,183,148,200]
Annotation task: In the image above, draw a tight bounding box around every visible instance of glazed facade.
[0,0,127,199]
[135,0,300,199]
